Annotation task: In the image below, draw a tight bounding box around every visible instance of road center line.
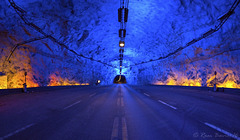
[1,123,35,139]
[204,122,240,140]
[143,93,150,97]
[158,100,177,110]
[63,100,81,110]
[111,117,119,140]
[117,98,120,107]
[122,117,128,140]
[121,97,124,107]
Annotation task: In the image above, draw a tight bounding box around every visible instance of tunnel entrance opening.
[113,75,127,84]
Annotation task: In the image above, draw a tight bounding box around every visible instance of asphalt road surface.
[0,85,240,140]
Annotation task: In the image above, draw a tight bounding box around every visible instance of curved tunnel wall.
[0,0,240,88]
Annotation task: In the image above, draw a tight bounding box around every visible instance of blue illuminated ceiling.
[0,0,240,85]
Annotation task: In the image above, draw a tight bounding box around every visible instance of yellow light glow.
[48,73,81,86]
[154,69,240,88]
[0,73,39,89]
[0,45,39,89]
[0,75,7,89]
[155,76,203,87]
[119,43,125,47]
[81,83,90,85]
[166,78,177,85]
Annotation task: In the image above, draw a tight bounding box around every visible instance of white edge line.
[1,123,35,139]
[89,93,96,97]
[204,122,240,140]
[158,100,177,110]
[64,100,81,110]
[143,93,150,97]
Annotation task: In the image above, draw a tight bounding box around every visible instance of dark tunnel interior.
[113,75,127,84]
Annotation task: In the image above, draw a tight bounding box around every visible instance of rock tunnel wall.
[118,0,240,87]
[0,0,240,88]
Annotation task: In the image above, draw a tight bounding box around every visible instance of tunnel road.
[0,85,240,140]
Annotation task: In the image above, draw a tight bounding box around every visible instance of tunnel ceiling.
[0,0,240,86]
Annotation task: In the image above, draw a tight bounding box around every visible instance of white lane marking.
[63,100,81,110]
[204,122,240,140]
[158,100,177,110]
[143,93,150,97]
[117,98,120,107]
[111,117,119,140]
[1,123,35,139]
[89,93,96,97]
[121,97,124,107]
[122,117,128,140]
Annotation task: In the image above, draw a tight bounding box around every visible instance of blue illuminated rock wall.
[0,0,240,87]
[124,0,240,86]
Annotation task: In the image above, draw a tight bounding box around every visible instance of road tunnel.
[0,0,240,88]
[113,75,127,84]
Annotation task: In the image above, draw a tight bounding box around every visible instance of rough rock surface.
[0,0,240,87]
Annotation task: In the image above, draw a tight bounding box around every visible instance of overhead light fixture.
[118,8,129,23]
[119,49,124,53]
[119,41,125,47]
[119,29,126,38]
[124,8,129,22]
[118,8,123,22]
